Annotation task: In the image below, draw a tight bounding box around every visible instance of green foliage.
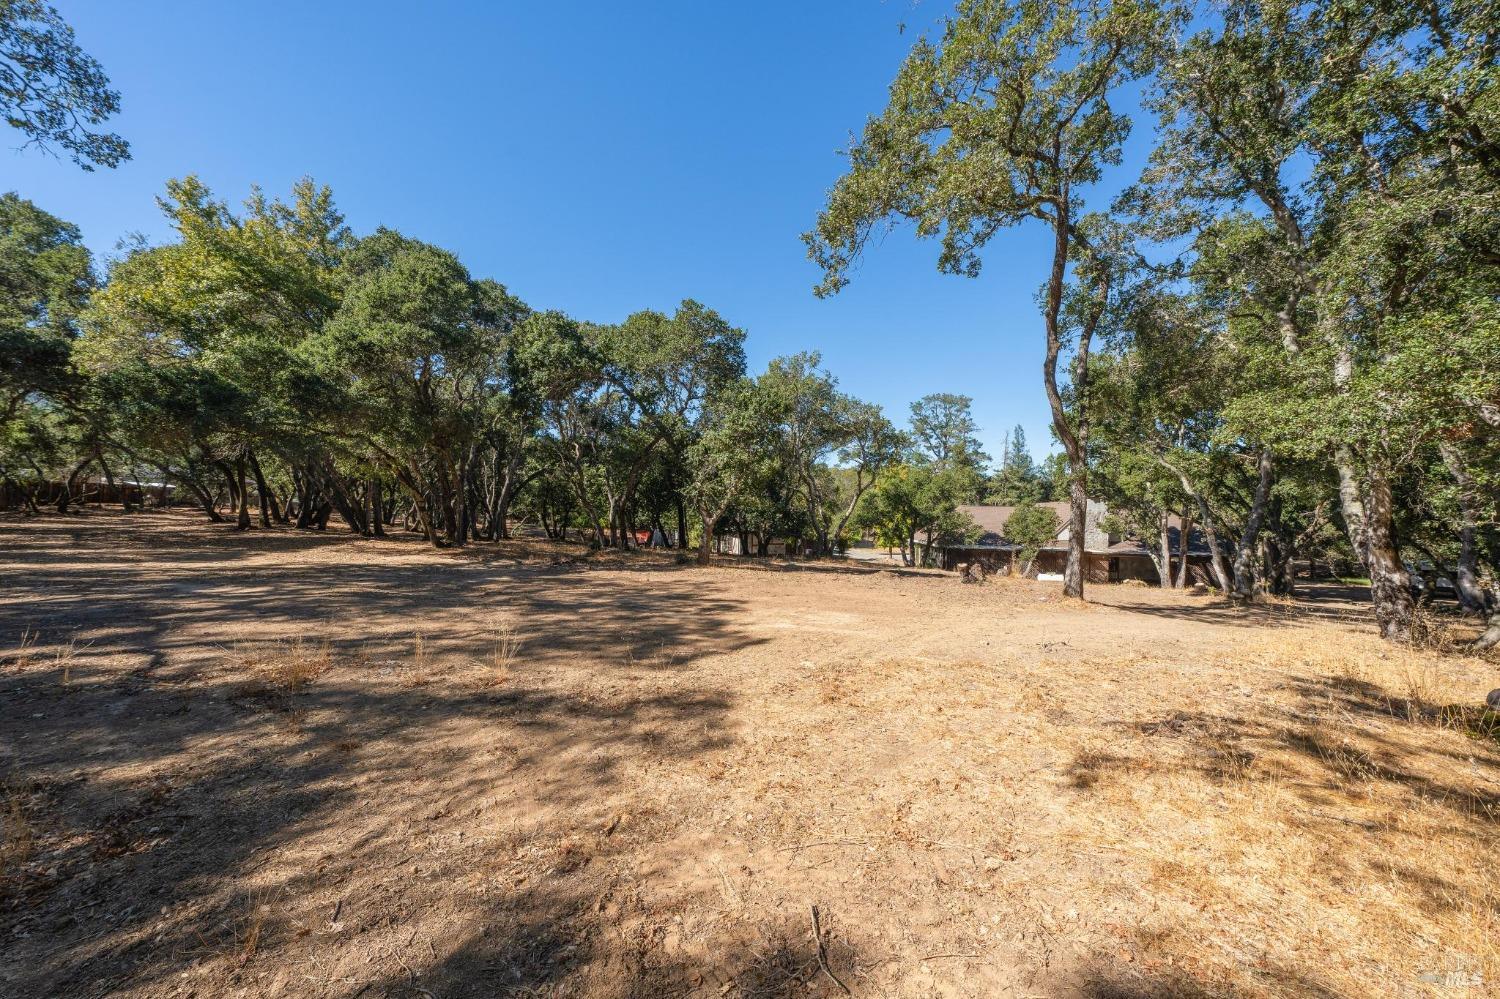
[1,192,92,421]
[758,352,905,555]
[0,0,128,168]
[1005,499,1060,573]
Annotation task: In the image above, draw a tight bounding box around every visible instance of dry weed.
[229,639,332,711]
[209,891,271,970]
[472,619,521,686]
[53,636,91,685]
[3,627,41,670]
[407,631,438,686]
[1,785,35,882]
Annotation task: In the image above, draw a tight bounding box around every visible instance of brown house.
[933,501,1219,585]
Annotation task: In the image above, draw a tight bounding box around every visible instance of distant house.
[932,501,1219,585]
[712,531,794,557]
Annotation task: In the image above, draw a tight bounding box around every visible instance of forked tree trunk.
[1158,458,1231,591]
[247,450,276,527]
[57,457,92,513]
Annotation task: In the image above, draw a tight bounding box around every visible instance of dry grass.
[0,783,35,885]
[2,627,41,670]
[227,638,333,713]
[4,511,1499,998]
[471,618,521,687]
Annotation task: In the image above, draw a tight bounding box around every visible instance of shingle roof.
[956,502,1072,547]
[940,503,1218,557]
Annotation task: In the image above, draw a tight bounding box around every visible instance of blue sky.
[7,1,1157,466]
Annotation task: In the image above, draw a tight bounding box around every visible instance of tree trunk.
[247,450,276,528]
[1158,515,1173,589]
[1334,447,1369,570]
[181,473,222,522]
[1175,512,1192,588]
[371,480,386,537]
[677,498,689,551]
[234,453,252,530]
[97,456,121,511]
[1158,457,1231,592]
[1439,442,1493,615]
[1232,449,1273,601]
[697,515,713,565]
[57,456,92,513]
[1364,466,1414,642]
[1474,610,1500,652]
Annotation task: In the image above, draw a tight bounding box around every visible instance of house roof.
[939,503,1218,558]
[957,502,1072,547]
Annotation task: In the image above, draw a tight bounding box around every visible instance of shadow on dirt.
[0,514,779,997]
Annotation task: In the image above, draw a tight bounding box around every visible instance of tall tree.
[1132,0,1499,639]
[759,352,904,556]
[806,0,1170,598]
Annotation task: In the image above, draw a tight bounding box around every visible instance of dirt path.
[2,512,1496,998]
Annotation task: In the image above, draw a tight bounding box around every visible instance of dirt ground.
[2,511,1498,999]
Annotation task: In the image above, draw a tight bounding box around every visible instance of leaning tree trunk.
[1364,466,1415,642]
[57,457,92,513]
[1159,457,1231,592]
[1232,449,1274,601]
[247,449,276,528]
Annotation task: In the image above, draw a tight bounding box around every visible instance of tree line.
[806,0,1498,646]
[1,180,1071,565]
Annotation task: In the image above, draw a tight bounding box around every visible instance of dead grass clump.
[200,891,272,970]
[472,619,521,687]
[2,627,41,670]
[229,640,332,717]
[1,783,36,884]
[405,631,443,686]
[1200,735,1256,783]
[53,636,86,685]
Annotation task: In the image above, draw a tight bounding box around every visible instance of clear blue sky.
[7,1,1157,466]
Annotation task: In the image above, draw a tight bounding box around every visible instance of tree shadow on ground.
[0,513,774,997]
[1101,586,1374,631]
[1060,667,1500,944]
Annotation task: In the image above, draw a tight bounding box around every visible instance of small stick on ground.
[809,904,851,995]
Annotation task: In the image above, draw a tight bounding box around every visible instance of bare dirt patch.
[2,511,1497,997]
